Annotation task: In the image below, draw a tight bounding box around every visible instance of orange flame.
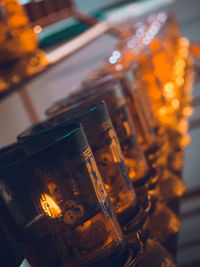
[40,193,62,218]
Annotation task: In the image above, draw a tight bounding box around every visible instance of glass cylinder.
[82,66,186,211]
[49,77,158,205]
[46,77,182,252]
[46,81,150,187]
[18,102,139,229]
[121,68,186,219]
[120,65,168,165]
[119,67,159,156]
[82,66,159,165]
[1,123,129,267]
[128,63,160,133]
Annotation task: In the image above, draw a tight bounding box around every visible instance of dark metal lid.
[18,102,113,154]
[1,123,87,173]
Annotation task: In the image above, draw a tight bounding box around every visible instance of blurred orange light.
[183,107,193,117]
[159,106,168,116]
[176,77,184,86]
[33,25,42,34]
[164,82,175,98]
[180,37,190,48]
[172,99,180,109]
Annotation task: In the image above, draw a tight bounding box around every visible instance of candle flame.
[40,193,62,218]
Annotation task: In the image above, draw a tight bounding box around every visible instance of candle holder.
[19,102,140,229]
[121,67,186,207]
[20,102,177,265]
[46,80,150,186]
[1,123,136,266]
[91,65,185,211]
[45,77,181,254]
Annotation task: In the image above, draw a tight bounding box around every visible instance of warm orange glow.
[175,58,186,69]
[11,75,20,83]
[0,78,8,91]
[159,106,168,116]
[180,134,191,148]
[0,0,38,65]
[164,82,175,99]
[172,99,180,109]
[180,37,190,48]
[179,119,189,134]
[176,77,184,86]
[179,48,189,57]
[40,193,62,218]
[183,107,193,117]
[34,25,42,34]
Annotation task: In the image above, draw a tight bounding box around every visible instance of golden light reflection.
[164,82,175,99]
[183,106,193,117]
[159,106,168,116]
[0,78,8,91]
[175,77,184,86]
[33,25,42,34]
[175,58,185,70]
[179,119,189,134]
[172,99,180,109]
[180,37,190,47]
[164,82,174,93]
[11,75,20,83]
[40,193,62,218]
[180,134,191,148]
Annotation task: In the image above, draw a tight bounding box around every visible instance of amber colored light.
[183,106,193,117]
[40,193,62,218]
[33,25,42,34]
[180,37,190,48]
[11,75,20,83]
[164,82,175,99]
[171,99,180,109]
[159,106,168,116]
[175,77,184,86]
[180,134,191,148]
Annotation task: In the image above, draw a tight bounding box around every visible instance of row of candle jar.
[46,59,187,212]
[0,101,177,267]
[0,64,185,266]
[0,11,193,266]
[80,11,193,196]
[90,11,193,164]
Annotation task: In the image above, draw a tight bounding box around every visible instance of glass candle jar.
[126,63,160,133]
[45,78,181,254]
[80,68,185,210]
[46,80,150,188]
[1,123,130,267]
[81,68,159,168]
[18,102,139,230]
[119,67,159,160]
[121,67,186,205]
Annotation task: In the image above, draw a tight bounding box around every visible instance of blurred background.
[0,0,200,266]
